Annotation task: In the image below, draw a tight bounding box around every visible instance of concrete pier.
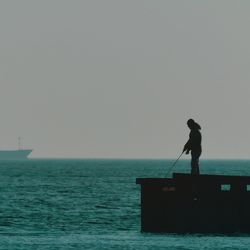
[136,173,250,233]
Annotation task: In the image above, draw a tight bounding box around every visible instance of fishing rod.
[165,151,184,177]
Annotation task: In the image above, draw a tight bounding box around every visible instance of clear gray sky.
[0,0,250,159]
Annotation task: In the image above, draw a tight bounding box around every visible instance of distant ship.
[0,149,32,160]
[0,137,32,160]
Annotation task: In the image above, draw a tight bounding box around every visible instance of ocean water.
[0,159,250,249]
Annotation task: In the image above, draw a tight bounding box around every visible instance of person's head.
[187,119,201,130]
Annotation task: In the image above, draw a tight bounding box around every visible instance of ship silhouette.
[0,137,32,160]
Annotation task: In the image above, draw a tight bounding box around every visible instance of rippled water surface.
[0,159,250,249]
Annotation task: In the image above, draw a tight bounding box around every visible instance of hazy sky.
[1,1,250,158]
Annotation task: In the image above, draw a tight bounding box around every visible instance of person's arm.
[183,131,193,154]
[183,140,191,154]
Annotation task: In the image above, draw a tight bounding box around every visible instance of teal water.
[0,159,250,249]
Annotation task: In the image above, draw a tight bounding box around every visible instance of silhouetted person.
[183,119,202,175]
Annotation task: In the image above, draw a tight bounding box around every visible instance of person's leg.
[191,150,201,175]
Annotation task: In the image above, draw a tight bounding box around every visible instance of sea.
[0,159,250,250]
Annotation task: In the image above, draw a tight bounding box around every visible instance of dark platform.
[136,173,250,233]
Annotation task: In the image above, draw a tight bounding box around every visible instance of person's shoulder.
[191,129,201,135]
